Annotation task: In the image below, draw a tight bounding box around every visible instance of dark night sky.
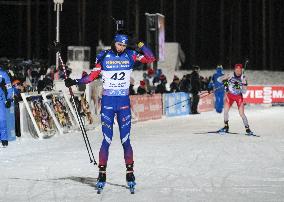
[0,0,283,70]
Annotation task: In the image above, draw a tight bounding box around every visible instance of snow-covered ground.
[1,106,284,202]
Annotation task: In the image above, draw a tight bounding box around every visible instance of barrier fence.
[6,85,283,139]
[130,94,163,121]
[198,91,215,112]
[163,92,191,117]
[243,86,284,104]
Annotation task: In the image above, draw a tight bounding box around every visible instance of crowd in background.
[1,58,213,130]
[130,66,211,96]
[0,58,72,95]
[0,58,212,97]
[130,66,212,114]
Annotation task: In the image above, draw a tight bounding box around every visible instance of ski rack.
[63,90,97,131]
[21,92,57,139]
[41,91,78,135]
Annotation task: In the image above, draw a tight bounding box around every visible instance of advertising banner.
[6,103,16,141]
[158,14,165,61]
[130,94,163,122]
[198,92,214,112]
[163,92,190,117]
[243,86,284,104]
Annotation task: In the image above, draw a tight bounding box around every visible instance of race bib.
[102,70,132,90]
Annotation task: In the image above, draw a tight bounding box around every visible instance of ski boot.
[245,126,254,136]
[218,121,229,135]
[1,140,8,147]
[126,163,136,194]
[96,165,106,194]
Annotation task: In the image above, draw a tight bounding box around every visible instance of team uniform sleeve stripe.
[77,67,102,84]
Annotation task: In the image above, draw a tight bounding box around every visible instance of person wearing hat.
[208,65,225,113]
[155,74,169,94]
[65,31,155,190]
[190,67,201,114]
[12,79,24,137]
[137,80,147,95]
[0,66,13,147]
[170,75,180,93]
[217,63,254,135]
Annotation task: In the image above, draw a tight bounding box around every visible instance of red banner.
[243,86,284,104]
[198,91,214,112]
[130,94,163,121]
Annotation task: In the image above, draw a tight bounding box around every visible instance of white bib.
[102,70,132,90]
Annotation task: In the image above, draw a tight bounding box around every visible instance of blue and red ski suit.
[77,44,155,166]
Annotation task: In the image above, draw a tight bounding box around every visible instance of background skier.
[208,65,225,113]
[218,64,254,135]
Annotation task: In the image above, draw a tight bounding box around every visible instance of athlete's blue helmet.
[114,34,128,45]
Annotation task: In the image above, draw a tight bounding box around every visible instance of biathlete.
[218,64,254,135]
[65,32,155,192]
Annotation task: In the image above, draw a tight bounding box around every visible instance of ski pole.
[243,59,249,75]
[58,52,97,165]
[199,84,226,99]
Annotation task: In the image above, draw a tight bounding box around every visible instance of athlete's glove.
[64,78,77,88]
[223,80,229,87]
[5,99,12,108]
[137,42,145,48]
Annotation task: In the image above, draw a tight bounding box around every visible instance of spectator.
[155,74,169,94]
[137,80,147,95]
[170,75,180,93]
[147,67,155,85]
[22,81,32,92]
[12,79,24,137]
[37,76,53,93]
[190,66,201,114]
[200,76,210,91]
[153,69,162,85]
[25,68,33,88]
[142,72,150,92]
[0,65,13,147]
[208,65,225,113]
[180,74,191,93]
[129,77,136,95]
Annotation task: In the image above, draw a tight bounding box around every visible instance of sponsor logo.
[106,60,130,65]
[243,86,284,104]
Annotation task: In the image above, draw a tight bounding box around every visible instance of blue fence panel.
[163,92,191,117]
[6,103,16,141]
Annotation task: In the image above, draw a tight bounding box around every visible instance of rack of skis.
[20,91,99,139]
